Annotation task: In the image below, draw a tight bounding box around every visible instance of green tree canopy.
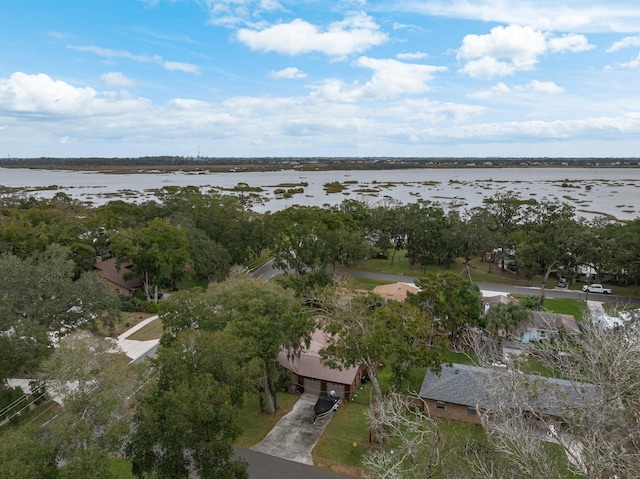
[127,330,250,479]
[408,271,482,340]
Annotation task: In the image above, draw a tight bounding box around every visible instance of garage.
[303,377,321,396]
[326,382,345,400]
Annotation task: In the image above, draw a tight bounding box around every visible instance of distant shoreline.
[1,157,638,174]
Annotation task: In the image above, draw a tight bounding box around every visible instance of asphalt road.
[234,447,350,479]
[341,269,640,306]
[250,261,640,306]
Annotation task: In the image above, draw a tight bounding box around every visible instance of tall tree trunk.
[262,365,276,415]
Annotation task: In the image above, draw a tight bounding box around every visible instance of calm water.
[1,167,639,221]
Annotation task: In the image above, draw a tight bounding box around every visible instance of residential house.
[94,257,140,298]
[517,311,580,343]
[419,363,596,431]
[277,329,366,400]
[372,282,419,302]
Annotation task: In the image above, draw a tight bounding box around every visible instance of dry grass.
[126,318,163,341]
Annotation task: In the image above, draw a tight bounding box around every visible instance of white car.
[582,284,612,294]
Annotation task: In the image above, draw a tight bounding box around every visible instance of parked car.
[582,284,612,294]
[557,278,568,288]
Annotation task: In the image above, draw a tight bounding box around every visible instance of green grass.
[312,398,371,474]
[350,277,394,291]
[109,458,136,479]
[176,275,209,290]
[235,391,301,447]
[126,318,163,340]
[0,400,59,431]
[542,298,586,321]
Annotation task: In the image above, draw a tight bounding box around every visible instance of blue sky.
[2,0,640,158]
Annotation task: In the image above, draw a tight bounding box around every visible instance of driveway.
[250,393,335,465]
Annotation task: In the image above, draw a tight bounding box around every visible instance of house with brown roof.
[94,257,141,298]
[277,329,366,400]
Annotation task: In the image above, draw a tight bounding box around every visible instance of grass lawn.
[312,398,371,477]
[235,391,301,447]
[109,458,136,479]
[0,400,59,432]
[104,312,155,338]
[350,277,394,291]
[126,318,163,340]
[542,298,587,321]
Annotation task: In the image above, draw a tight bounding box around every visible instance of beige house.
[372,282,419,301]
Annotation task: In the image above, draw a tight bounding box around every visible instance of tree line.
[1,186,639,478]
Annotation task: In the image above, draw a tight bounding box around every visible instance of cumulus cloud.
[607,35,640,52]
[100,72,136,88]
[0,72,148,116]
[236,13,388,57]
[396,51,428,60]
[548,34,595,52]
[356,57,446,98]
[520,79,563,93]
[69,44,200,75]
[469,80,562,99]
[468,82,512,99]
[619,52,640,68]
[308,57,445,101]
[268,67,307,79]
[457,25,547,77]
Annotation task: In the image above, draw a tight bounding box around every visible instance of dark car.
[557,278,568,288]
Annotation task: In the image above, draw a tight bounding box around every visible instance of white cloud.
[2,72,639,158]
[161,60,201,75]
[607,35,640,52]
[356,57,446,98]
[100,72,136,88]
[469,80,562,99]
[548,34,595,52]
[520,80,564,93]
[396,51,428,60]
[620,52,640,68]
[236,13,388,57]
[392,1,640,33]
[69,45,200,75]
[468,82,512,99]
[308,57,445,101]
[460,57,517,77]
[458,25,547,77]
[268,67,307,79]
[0,72,148,116]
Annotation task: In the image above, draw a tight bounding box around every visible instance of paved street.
[235,447,350,479]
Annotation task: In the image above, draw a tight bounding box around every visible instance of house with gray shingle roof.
[419,363,596,430]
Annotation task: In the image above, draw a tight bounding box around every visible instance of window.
[467,406,477,416]
[436,401,445,409]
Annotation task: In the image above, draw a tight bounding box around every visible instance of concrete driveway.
[250,393,335,465]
